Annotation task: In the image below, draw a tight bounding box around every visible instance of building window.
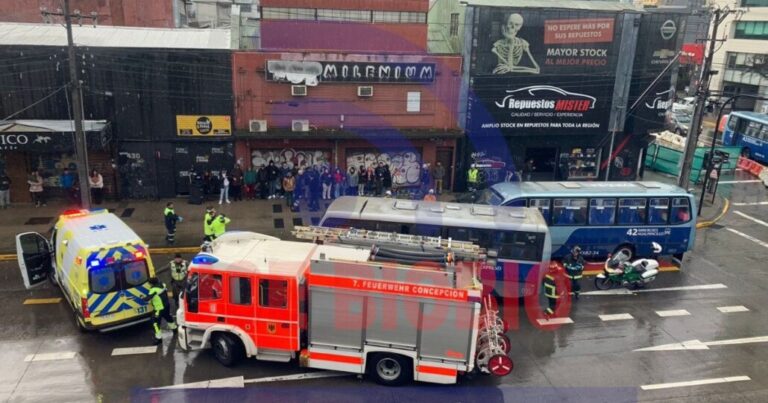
[742,0,768,7]
[262,7,315,20]
[263,8,425,24]
[450,13,460,36]
[318,9,369,22]
[373,11,400,23]
[407,91,421,112]
[734,21,768,39]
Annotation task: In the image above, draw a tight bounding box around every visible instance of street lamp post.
[697,94,768,216]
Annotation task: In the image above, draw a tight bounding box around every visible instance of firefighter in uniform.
[563,246,585,300]
[145,277,177,344]
[164,202,181,245]
[203,206,216,242]
[543,262,564,317]
[169,253,188,301]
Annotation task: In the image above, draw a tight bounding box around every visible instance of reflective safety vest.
[204,213,214,236]
[170,260,188,282]
[467,168,479,183]
[543,274,558,299]
[212,216,231,237]
[148,284,169,312]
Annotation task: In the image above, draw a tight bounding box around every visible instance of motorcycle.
[594,243,661,290]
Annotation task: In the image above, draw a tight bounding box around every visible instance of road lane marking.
[537,317,574,325]
[641,375,750,391]
[726,228,768,249]
[243,372,351,384]
[656,309,690,317]
[24,352,77,362]
[635,335,768,351]
[599,313,634,321]
[111,346,158,356]
[717,305,750,313]
[583,284,727,296]
[734,211,768,228]
[150,376,245,390]
[733,201,768,206]
[23,298,62,305]
[718,180,762,184]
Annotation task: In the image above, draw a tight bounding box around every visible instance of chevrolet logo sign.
[653,49,676,59]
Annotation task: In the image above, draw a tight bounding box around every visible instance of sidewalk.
[0,173,729,254]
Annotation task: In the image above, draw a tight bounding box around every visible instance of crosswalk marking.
[656,309,691,317]
[734,211,768,228]
[111,346,158,356]
[733,201,768,206]
[599,313,634,321]
[718,180,762,184]
[717,305,749,313]
[641,375,750,390]
[726,228,768,249]
[24,352,77,362]
[537,317,574,325]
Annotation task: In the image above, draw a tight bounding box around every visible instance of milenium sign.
[266,60,436,85]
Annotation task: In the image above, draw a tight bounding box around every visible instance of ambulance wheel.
[73,311,87,333]
[368,353,412,386]
[211,333,243,367]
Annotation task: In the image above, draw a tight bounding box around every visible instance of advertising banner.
[680,43,704,65]
[625,14,684,137]
[176,115,232,136]
[266,60,436,86]
[468,8,622,135]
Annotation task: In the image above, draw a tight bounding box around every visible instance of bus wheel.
[614,245,634,260]
[212,333,243,367]
[368,353,412,386]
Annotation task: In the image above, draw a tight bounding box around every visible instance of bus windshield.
[475,188,505,205]
[724,112,768,163]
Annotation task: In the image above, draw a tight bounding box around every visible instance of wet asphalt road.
[1,180,766,403]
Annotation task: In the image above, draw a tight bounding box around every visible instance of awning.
[0,120,110,152]
[0,120,108,133]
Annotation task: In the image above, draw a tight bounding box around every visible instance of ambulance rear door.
[16,232,52,289]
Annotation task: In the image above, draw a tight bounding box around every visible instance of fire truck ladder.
[292,226,485,264]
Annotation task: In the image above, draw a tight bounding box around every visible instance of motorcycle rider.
[563,246,585,300]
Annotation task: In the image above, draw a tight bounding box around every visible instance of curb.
[696,197,730,229]
[0,197,732,263]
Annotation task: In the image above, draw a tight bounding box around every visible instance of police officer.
[203,206,216,242]
[563,246,585,300]
[145,277,177,344]
[211,213,231,239]
[543,262,564,318]
[467,164,479,191]
[164,202,181,245]
[169,253,188,300]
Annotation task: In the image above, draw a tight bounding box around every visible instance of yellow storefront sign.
[176,115,232,136]
[641,0,659,7]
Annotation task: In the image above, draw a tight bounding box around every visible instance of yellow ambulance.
[17,209,156,331]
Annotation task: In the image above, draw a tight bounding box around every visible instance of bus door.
[255,276,297,351]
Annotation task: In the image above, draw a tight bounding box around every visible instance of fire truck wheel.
[211,333,243,367]
[487,354,513,377]
[368,353,412,386]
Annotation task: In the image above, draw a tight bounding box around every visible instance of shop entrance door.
[524,148,558,181]
[173,145,193,195]
[435,147,454,190]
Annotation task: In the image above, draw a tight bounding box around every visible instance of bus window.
[618,198,647,225]
[414,224,442,237]
[495,231,544,261]
[648,198,669,225]
[322,217,350,228]
[352,220,377,231]
[727,116,739,131]
[447,227,470,241]
[469,228,492,249]
[759,126,768,141]
[670,198,691,224]
[552,198,588,226]
[589,198,616,226]
[529,199,551,223]
[506,198,526,207]
[746,121,762,137]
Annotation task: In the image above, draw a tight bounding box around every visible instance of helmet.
[428,189,435,194]
[572,246,581,254]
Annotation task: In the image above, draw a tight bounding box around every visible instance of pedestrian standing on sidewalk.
[266,160,280,199]
[383,164,392,194]
[309,169,321,211]
[421,163,431,194]
[218,170,231,205]
[363,165,374,196]
[282,171,296,208]
[203,206,216,242]
[357,165,367,196]
[374,162,385,196]
[89,169,104,204]
[423,189,437,202]
[257,164,268,199]
[28,170,45,207]
[164,202,181,246]
[169,254,188,300]
[432,162,445,194]
[0,171,11,209]
[523,159,535,181]
[332,168,345,199]
[392,168,403,196]
[321,168,332,200]
[280,162,291,198]
[230,164,243,202]
[60,168,76,204]
[244,165,256,200]
[347,167,358,196]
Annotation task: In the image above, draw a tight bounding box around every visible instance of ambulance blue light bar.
[192,255,218,265]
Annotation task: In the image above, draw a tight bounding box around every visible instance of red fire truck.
[177,228,513,385]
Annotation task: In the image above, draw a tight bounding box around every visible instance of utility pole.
[678,7,730,190]
[42,1,98,209]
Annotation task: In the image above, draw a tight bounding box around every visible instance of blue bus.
[476,181,696,260]
[722,111,768,164]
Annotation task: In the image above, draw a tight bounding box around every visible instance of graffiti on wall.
[346,150,423,186]
[251,148,331,169]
